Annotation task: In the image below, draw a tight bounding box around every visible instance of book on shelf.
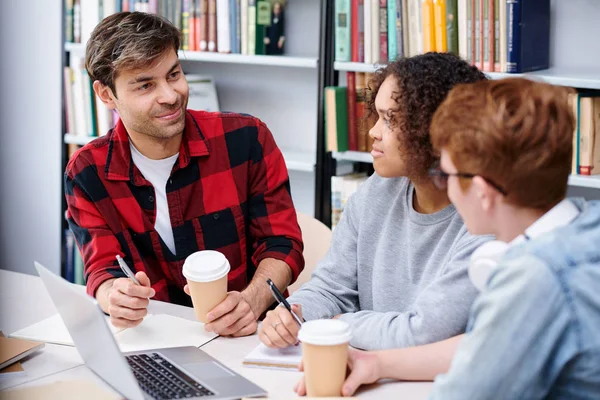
[325,86,349,152]
[186,75,221,112]
[335,0,352,62]
[65,0,293,57]
[335,0,550,75]
[378,0,388,63]
[570,93,600,177]
[506,0,550,73]
[331,173,368,229]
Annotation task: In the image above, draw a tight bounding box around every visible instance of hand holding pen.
[258,279,305,348]
[103,255,155,329]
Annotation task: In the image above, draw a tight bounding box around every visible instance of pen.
[116,255,141,285]
[266,278,303,326]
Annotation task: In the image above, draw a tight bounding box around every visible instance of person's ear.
[472,176,495,213]
[93,81,117,110]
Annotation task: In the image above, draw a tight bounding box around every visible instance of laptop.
[34,262,267,400]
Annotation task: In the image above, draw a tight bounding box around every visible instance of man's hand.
[101,272,155,329]
[258,304,303,348]
[184,286,257,337]
[294,348,382,397]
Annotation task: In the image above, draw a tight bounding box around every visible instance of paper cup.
[182,250,230,323]
[298,319,352,397]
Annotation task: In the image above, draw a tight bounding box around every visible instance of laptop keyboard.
[126,353,215,399]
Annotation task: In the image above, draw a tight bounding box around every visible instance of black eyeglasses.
[428,165,508,195]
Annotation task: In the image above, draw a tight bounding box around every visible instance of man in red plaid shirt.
[64,12,304,337]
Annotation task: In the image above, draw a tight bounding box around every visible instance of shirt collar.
[104,110,210,182]
[509,199,580,246]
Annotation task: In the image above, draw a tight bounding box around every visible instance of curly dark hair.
[367,52,487,179]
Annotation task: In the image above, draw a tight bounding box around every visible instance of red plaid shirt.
[65,110,304,305]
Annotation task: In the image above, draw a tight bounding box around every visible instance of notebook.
[0,331,44,371]
[243,342,302,371]
[9,314,217,353]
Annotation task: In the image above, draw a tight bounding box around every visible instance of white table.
[0,270,432,399]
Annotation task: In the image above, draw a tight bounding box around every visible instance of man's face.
[109,49,189,142]
[369,76,407,178]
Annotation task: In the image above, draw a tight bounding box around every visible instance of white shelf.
[179,51,318,68]
[332,151,373,163]
[568,175,600,189]
[65,42,85,53]
[333,62,380,73]
[280,149,316,172]
[64,134,315,172]
[330,148,600,189]
[65,42,317,69]
[334,60,600,90]
[64,133,96,145]
[487,67,600,90]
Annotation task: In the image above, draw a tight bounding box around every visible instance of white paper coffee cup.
[299,319,352,397]
[182,251,230,322]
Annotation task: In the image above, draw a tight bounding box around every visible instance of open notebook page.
[243,342,302,371]
[9,314,216,352]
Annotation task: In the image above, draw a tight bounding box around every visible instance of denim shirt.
[430,198,600,399]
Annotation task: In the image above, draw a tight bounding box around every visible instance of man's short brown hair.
[430,78,575,211]
[85,11,181,96]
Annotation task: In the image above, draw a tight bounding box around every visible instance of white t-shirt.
[130,143,179,255]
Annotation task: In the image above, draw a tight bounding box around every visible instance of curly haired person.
[297,78,600,399]
[258,52,493,350]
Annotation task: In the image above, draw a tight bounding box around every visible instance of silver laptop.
[34,262,267,400]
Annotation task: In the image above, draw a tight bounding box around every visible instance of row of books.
[331,173,369,229]
[65,0,287,56]
[325,72,377,153]
[335,0,550,73]
[64,56,116,140]
[64,229,85,285]
[572,94,600,177]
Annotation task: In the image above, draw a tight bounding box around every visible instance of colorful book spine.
[422,0,436,53]
[199,0,209,51]
[208,0,218,52]
[433,0,447,52]
[379,0,388,62]
[364,0,372,63]
[358,0,365,62]
[346,72,358,151]
[248,0,257,55]
[351,0,360,61]
[216,0,231,53]
[387,0,397,60]
[254,0,271,55]
[182,0,190,50]
[446,0,458,54]
[241,0,249,54]
[355,72,368,152]
[506,0,550,73]
[395,0,405,59]
[371,0,380,62]
[335,0,352,62]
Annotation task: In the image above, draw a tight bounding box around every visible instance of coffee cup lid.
[298,319,352,346]
[182,251,230,282]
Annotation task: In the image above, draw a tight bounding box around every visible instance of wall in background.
[0,1,63,275]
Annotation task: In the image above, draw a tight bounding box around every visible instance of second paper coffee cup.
[182,250,230,323]
[298,319,352,397]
